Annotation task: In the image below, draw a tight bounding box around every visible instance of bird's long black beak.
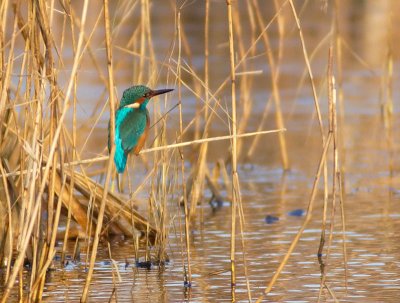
[151,88,174,97]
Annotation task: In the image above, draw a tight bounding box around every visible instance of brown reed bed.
[1,0,388,302]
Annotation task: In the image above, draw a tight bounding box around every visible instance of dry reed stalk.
[381,14,394,176]
[318,183,328,263]
[216,159,232,199]
[0,1,7,90]
[340,39,376,74]
[169,128,283,152]
[288,0,325,137]
[245,94,273,160]
[0,129,286,180]
[338,172,348,290]
[204,0,210,121]
[213,0,289,113]
[84,195,96,266]
[187,114,210,218]
[204,168,226,203]
[229,4,255,301]
[246,0,286,160]
[316,27,338,283]
[178,15,204,143]
[66,3,109,115]
[235,1,257,140]
[288,31,332,121]
[318,52,348,301]
[53,172,94,232]
[34,1,63,270]
[318,81,348,301]
[236,184,252,302]
[252,0,289,170]
[18,266,23,301]
[81,0,115,300]
[62,0,79,263]
[137,0,146,84]
[152,136,169,262]
[274,0,285,65]
[177,9,192,286]
[317,47,333,270]
[286,4,330,299]
[146,129,286,153]
[0,160,13,282]
[144,0,157,84]
[318,22,348,300]
[230,3,254,165]
[22,3,41,290]
[333,0,346,178]
[187,135,213,221]
[256,132,333,302]
[146,183,155,263]
[0,0,15,124]
[194,0,211,226]
[109,1,139,41]
[318,48,336,301]
[325,283,339,303]
[226,0,239,291]
[322,7,348,294]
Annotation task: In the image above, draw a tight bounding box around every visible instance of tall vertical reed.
[226,0,239,292]
[177,8,192,287]
[81,0,114,301]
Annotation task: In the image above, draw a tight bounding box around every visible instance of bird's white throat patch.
[125,102,140,109]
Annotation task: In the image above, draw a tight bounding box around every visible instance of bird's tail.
[114,150,127,174]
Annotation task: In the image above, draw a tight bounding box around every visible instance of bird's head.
[119,85,173,109]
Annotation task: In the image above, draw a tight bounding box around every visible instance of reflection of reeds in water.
[2,0,389,301]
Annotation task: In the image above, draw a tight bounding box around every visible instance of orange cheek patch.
[135,97,146,104]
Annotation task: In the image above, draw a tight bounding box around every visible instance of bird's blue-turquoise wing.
[118,109,148,153]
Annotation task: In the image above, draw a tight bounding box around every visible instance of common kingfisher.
[108,85,173,173]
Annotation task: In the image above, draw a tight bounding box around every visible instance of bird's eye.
[144,92,150,98]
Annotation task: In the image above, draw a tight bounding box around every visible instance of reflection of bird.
[108,85,173,173]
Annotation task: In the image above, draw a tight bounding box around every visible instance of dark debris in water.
[209,199,224,210]
[265,209,306,224]
[64,260,79,270]
[265,215,279,224]
[135,260,152,270]
[287,209,305,217]
[135,258,170,270]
